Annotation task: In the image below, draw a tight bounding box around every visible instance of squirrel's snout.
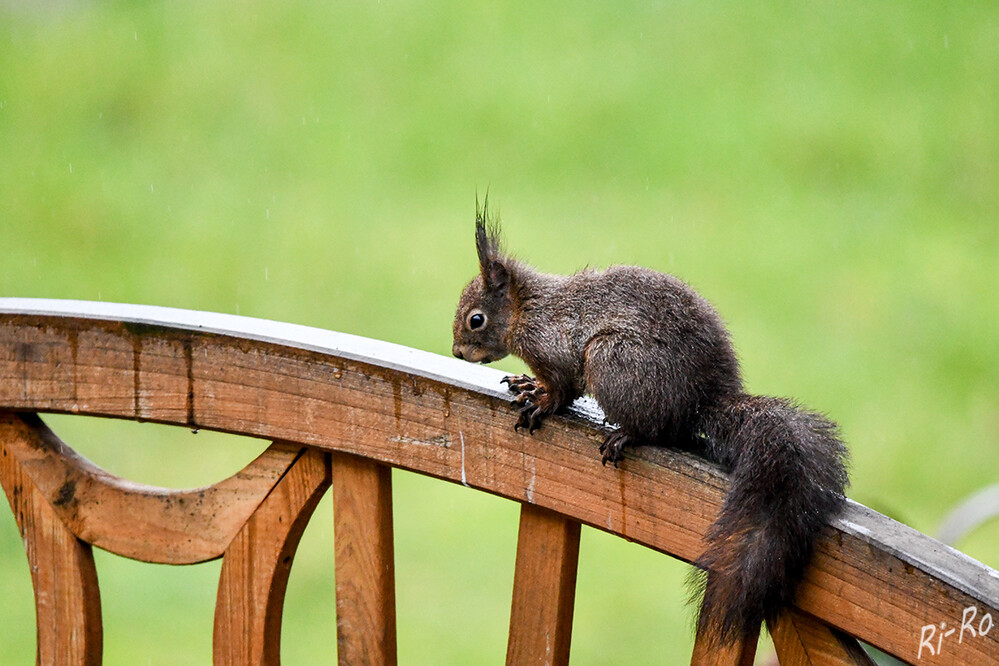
[452,344,464,360]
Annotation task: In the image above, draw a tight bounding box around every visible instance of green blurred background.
[2,1,997,663]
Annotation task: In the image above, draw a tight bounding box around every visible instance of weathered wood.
[1,300,998,664]
[689,628,757,666]
[213,447,331,665]
[331,452,397,666]
[0,414,103,664]
[0,412,301,564]
[506,503,580,666]
[771,608,876,665]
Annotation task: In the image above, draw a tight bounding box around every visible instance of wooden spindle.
[331,452,397,666]
[506,503,581,666]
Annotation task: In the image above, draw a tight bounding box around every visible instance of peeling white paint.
[459,430,469,487]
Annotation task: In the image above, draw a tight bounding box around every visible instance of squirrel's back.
[510,264,743,447]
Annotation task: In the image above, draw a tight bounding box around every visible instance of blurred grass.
[1,0,998,662]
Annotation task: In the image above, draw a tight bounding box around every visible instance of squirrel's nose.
[452,345,464,359]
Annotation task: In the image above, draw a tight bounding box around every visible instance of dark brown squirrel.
[451,199,849,646]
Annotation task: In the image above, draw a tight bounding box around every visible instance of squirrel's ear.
[475,195,509,290]
[482,257,511,292]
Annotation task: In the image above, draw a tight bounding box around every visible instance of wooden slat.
[0,412,301,564]
[0,415,103,665]
[331,452,397,666]
[689,576,758,666]
[770,609,876,666]
[1,301,998,664]
[506,503,581,666]
[689,631,757,666]
[213,447,331,665]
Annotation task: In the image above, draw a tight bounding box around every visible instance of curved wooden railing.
[1,298,996,665]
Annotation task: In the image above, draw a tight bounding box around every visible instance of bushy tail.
[692,393,849,645]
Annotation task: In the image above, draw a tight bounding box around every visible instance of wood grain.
[0,413,301,564]
[1,300,998,664]
[689,624,758,666]
[331,452,397,666]
[213,447,330,665]
[506,503,580,666]
[0,415,103,664]
[771,608,876,665]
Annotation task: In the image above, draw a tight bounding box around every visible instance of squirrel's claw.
[600,431,630,467]
[513,401,551,435]
[510,385,546,407]
[505,374,549,434]
[502,374,538,394]
[514,404,544,433]
[504,375,553,434]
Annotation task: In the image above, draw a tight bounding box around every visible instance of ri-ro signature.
[917,605,993,659]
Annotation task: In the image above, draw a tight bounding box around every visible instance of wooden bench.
[1,298,996,664]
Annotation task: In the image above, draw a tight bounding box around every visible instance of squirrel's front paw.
[502,375,555,434]
[599,431,630,467]
[508,385,547,408]
[502,374,538,395]
[514,403,549,434]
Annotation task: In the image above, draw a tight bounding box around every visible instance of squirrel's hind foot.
[600,431,631,467]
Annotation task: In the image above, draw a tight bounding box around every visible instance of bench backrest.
[1,299,996,664]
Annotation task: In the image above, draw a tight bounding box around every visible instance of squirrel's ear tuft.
[474,194,508,289]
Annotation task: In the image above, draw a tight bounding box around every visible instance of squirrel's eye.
[468,312,486,330]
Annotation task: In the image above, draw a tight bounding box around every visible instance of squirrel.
[451,199,849,646]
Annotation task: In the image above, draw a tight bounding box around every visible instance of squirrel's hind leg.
[584,334,691,463]
[600,431,632,467]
